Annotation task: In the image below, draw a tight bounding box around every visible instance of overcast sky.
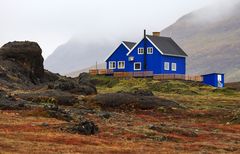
[0,0,220,58]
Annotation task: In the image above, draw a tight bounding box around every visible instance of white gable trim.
[126,39,143,56]
[105,42,129,62]
[122,42,131,50]
[146,36,164,55]
[126,37,164,56]
[126,36,187,58]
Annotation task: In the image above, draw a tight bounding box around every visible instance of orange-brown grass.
[0,105,240,153]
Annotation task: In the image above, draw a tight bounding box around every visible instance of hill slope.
[161,0,240,82]
[44,39,113,75]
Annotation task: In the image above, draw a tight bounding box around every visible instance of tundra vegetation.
[0,41,240,153]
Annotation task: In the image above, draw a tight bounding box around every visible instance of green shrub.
[91,76,119,87]
[212,88,236,95]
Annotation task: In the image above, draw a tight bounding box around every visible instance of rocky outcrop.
[0,90,27,110]
[65,121,99,135]
[49,76,97,95]
[0,41,97,96]
[0,41,101,136]
[91,92,182,111]
[17,90,79,106]
[44,104,73,122]
[0,41,44,84]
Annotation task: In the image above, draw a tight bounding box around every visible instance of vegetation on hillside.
[1,75,240,153]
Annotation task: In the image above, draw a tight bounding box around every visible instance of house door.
[217,75,223,88]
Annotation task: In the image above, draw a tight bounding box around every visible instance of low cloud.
[189,0,240,23]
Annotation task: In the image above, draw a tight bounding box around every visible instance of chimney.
[152,32,160,37]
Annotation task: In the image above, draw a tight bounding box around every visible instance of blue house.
[202,73,225,88]
[105,31,188,75]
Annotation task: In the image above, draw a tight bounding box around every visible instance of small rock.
[98,112,111,119]
[32,122,49,127]
[69,121,99,135]
[41,122,49,127]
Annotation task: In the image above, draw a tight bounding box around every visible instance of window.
[118,61,125,69]
[147,47,153,54]
[109,61,116,69]
[128,56,134,61]
[171,63,177,71]
[138,48,144,54]
[134,62,141,70]
[164,62,170,70]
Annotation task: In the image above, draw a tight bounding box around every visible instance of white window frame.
[138,48,144,55]
[147,47,153,54]
[109,61,116,69]
[171,63,177,71]
[118,61,125,69]
[134,62,141,71]
[164,62,170,71]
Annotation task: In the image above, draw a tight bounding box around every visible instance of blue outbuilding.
[202,73,224,88]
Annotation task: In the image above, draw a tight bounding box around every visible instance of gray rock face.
[0,41,44,84]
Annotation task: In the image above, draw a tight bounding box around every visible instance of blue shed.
[202,73,224,88]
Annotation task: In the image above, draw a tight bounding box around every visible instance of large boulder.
[78,73,92,84]
[51,77,97,95]
[0,90,27,110]
[0,41,44,84]
[17,90,79,106]
[91,92,182,111]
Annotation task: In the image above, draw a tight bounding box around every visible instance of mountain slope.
[44,39,113,75]
[161,0,240,82]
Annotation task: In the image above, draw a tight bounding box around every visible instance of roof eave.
[163,53,188,57]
